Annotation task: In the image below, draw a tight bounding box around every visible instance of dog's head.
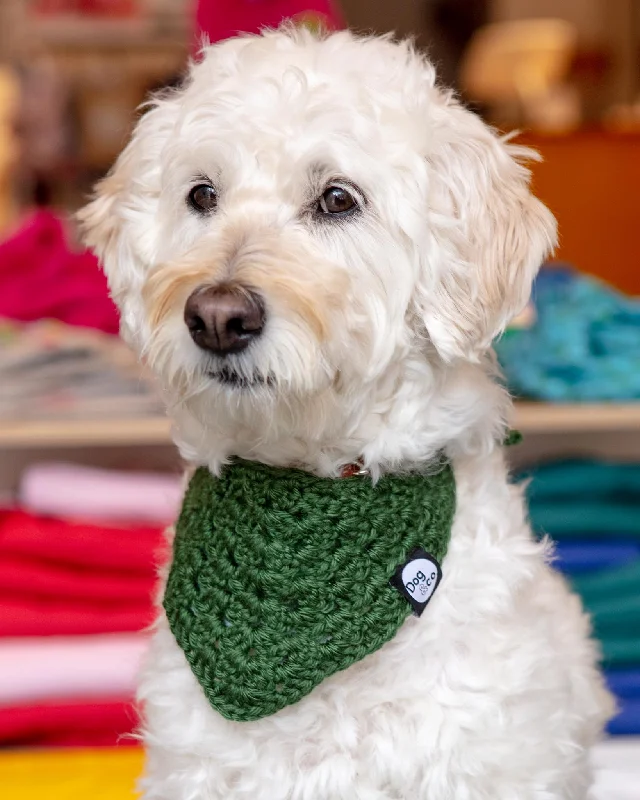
[79,28,555,468]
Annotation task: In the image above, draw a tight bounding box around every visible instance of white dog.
[80,27,613,800]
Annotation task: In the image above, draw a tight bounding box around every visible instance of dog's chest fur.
[138,450,612,800]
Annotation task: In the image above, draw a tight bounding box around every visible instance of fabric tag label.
[390,548,442,616]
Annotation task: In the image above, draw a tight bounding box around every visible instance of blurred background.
[0,2,639,798]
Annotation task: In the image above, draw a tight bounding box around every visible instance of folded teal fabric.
[528,501,640,538]
[496,266,640,401]
[572,562,640,604]
[570,564,640,663]
[569,563,640,667]
[517,460,640,539]
[599,637,640,665]
[521,457,640,726]
[521,461,640,502]
[588,594,640,635]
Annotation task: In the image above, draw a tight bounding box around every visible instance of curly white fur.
[80,27,613,800]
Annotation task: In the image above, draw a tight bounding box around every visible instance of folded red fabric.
[0,510,165,575]
[0,697,138,747]
[0,556,156,603]
[0,595,153,636]
[0,211,119,333]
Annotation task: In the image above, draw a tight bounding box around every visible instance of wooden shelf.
[0,417,172,448]
[32,16,189,49]
[514,402,640,433]
[0,403,638,449]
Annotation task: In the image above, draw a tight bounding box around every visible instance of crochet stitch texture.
[163,459,456,722]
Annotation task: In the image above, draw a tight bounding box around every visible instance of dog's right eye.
[318,186,357,216]
[188,184,218,213]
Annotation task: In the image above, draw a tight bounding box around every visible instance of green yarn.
[163,459,456,722]
[504,429,523,447]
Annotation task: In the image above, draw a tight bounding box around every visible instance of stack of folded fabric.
[523,459,640,736]
[0,318,165,424]
[0,462,182,747]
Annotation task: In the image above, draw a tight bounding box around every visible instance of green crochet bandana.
[163,459,456,722]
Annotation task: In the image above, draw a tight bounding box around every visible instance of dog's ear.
[415,106,557,361]
[77,96,179,338]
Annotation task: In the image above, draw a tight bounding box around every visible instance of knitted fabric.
[163,459,456,722]
[496,265,640,401]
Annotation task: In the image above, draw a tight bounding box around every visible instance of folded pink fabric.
[20,462,182,525]
[0,633,148,706]
[0,210,119,333]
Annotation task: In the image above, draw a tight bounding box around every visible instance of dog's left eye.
[188,184,218,213]
[318,186,357,215]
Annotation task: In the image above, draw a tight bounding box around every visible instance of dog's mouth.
[208,366,274,390]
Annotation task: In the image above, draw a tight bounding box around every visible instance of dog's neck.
[169,354,510,479]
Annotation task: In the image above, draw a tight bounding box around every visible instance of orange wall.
[519,130,640,295]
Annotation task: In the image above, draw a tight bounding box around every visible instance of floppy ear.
[77,96,179,342]
[416,104,557,361]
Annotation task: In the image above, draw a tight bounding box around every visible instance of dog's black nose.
[184,286,265,356]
